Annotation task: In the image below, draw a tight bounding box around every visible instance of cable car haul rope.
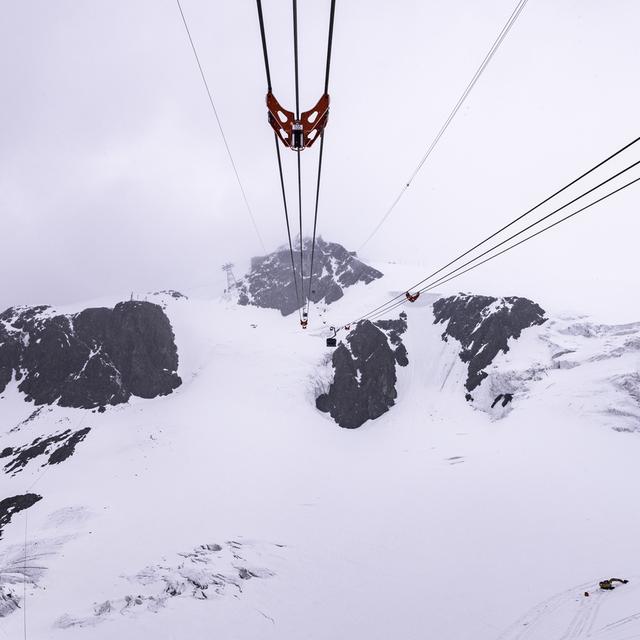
[338,135,640,333]
[256,0,336,329]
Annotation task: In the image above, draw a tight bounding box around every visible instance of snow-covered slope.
[1,278,640,640]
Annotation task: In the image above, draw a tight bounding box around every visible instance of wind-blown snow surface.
[2,281,640,639]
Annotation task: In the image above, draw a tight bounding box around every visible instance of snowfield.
[2,268,640,640]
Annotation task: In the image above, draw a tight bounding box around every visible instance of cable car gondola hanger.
[267,93,329,151]
[258,0,333,152]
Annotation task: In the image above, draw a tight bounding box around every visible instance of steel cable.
[176,0,266,251]
[358,0,529,250]
[349,136,640,325]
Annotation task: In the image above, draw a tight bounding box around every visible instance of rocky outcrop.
[2,427,91,476]
[316,314,408,428]
[433,294,546,396]
[238,238,383,316]
[374,316,409,367]
[0,301,181,409]
[0,494,42,539]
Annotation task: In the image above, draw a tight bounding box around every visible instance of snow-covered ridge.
[473,314,640,428]
[432,293,547,397]
[237,237,382,316]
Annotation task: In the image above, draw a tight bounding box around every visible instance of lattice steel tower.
[222,263,238,294]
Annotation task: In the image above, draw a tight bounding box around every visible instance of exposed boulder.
[237,238,383,316]
[491,393,513,408]
[0,301,181,409]
[433,294,546,396]
[316,314,408,428]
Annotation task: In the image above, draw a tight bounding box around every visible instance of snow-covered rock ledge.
[432,293,547,400]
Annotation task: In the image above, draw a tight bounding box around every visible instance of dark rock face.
[152,290,187,300]
[238,238,383,316]
[433,294,546,394]
[0,494,42,539]
[491,393,513,408]
[316,314,408,428]
[0,301,181,409]
[2,427,91,475]
[375,314,409,367]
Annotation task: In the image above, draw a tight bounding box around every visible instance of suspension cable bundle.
[340,135,640,329]
[256,0,336,329]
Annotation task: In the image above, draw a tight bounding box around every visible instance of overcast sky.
[1,1,639,320]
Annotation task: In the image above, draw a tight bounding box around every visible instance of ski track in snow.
[599,612,640,635]
[559,590,603,640]
[496,582,591,640]
[497,579,640,640]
